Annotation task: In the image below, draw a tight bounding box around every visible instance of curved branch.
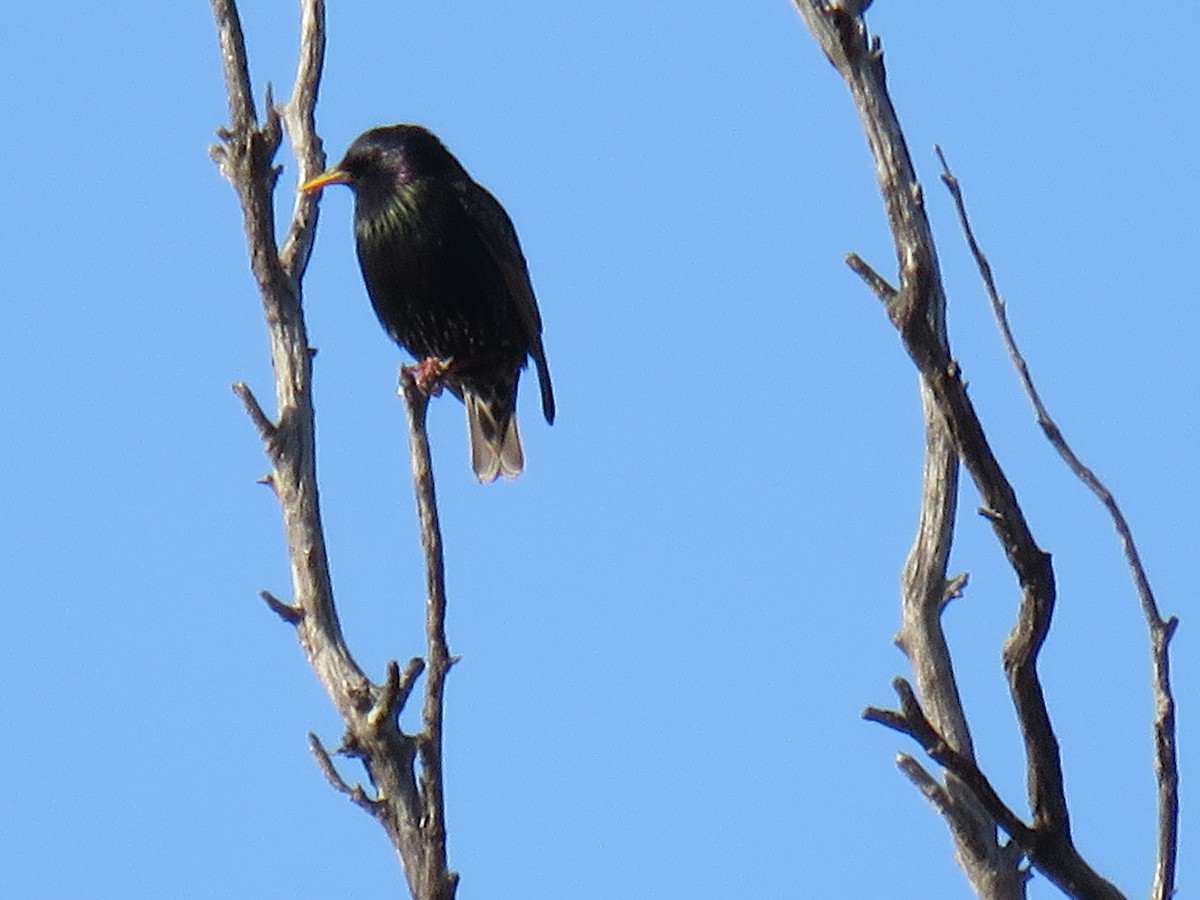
[936,147,1179,900]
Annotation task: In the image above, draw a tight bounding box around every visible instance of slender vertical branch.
[211,0,257,134]
[936,148,1179,900]
[279,0,327,278]
[400,369,457,900]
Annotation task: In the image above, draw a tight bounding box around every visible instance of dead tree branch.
[792,3,1125,896]
[208,2,457,896]
[794,3,1021,895]
[399,367,457,898]
[935,148,1179,900]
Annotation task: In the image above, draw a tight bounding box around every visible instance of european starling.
[300,124,554,482]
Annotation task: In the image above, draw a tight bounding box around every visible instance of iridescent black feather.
[306,124,554,481]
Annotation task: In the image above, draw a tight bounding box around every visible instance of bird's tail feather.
[534,351,555,425]
[466,392,524,483]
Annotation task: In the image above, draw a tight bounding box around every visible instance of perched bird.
[300,124,554,482]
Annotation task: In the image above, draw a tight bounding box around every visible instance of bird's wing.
[455,178,555,423]
[454,178,543,335]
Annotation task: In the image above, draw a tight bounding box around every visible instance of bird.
[300,124,554,482]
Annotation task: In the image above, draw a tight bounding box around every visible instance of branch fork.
[791,2,1174,897]
[210,1,459,896]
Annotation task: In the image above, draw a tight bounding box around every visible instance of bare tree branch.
[935,147,1180,900]
[792,3,1020,895]
[211,0,362,738]
[209,2,458,897]
[261,588,304,624]
[866,679,1035,848]
[791,3,1126,896]
[278,0,327,278]
[399,367,458,899]
[845,252,897,304]
[865,681,1129,898]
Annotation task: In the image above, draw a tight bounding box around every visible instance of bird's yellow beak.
[299,168,350,193]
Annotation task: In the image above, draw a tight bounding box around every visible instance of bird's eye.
[355,149,388,175]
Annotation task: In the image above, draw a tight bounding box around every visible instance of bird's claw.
[406,357,454,395]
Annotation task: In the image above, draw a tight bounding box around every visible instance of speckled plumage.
[303,124,554,482]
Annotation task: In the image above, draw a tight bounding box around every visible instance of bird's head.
[299,124,462,197]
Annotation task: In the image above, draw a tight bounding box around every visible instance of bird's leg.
[405,357,455,396]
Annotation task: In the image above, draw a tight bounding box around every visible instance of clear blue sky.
[2,2,1196,897]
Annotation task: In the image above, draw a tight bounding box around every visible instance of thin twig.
[372,658,427,728]
[232,381,276,442]
[895,753,953,816]
[309,732,375,806]
[846,252,898,304]
[260,589,304,624]
[936,146,1179,900]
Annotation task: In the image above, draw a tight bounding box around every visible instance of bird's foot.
[405,357,454,396]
